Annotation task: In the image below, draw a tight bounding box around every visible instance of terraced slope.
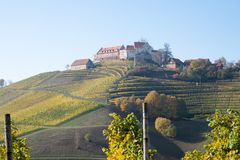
[109,71,240,116]
[0,60,131,139]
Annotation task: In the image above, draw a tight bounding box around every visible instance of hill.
[0,60,131,140]
[0,60,239,159]
[109,71,240,118]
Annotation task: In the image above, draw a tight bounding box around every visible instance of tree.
[135,98,143,106]
[155,117,176,138]
[144,91,187,119]
[0,79,5,88]
[235,59,240,68]
[120,98,128,112]
[183,109,240,159]
[187,59,211,82]
[0,123,31,159]
[235,60,240,71]
[102,113,156,160]
[128,95,136,105]
[144,90,160,108]
[65,64,70,70]
[159,94,187,119]
[226,62,234,69]
[163,43,173,64]
[114,98,121,107]
[144,91,160,118]
[214,57,227,66]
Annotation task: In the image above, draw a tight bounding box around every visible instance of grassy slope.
[1,61,238,159]
[28,69,239,159]
[0,60,131,140]
[26,106,112,159]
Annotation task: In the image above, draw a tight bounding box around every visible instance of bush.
[144,90,159,107]
[115,97,141,113]
[0,123,31,159]
[84,133,92,142]
[155,117,176,138]
[179,59,234,81]
[114,98,121,107]
[143,91,188,119]
[135,98,143,106]
[128,95,136,104]
[102,113,157,159]
[120,98,128,112]
[183,109,240,159]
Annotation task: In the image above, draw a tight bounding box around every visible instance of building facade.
[71,59,94,70]
[94,41,153,61]
[166,58,183,70]
[94,45,125,61]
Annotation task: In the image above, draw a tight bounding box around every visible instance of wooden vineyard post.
[4,114,13,160]
[142,103,148,160]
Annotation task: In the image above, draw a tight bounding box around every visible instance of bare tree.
[163,43,172,58]
[158,43,173,65]
[214,57,227,66]
[0,79,6,88]
[235,59,240,67]
[65,64,70,70]
[226,62,234,69]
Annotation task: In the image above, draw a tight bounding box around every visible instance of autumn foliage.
[144,90,187,119]
[102,113,156,160]
[155,117,176,138]
[183,109,240,159]
[0,123,31,159]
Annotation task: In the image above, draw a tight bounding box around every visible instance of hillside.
[0,60,240,159]
[0,60,132,140]
[109,71,240,118]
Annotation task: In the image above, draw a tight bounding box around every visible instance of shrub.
[120,98,128,112]
[143,91,188,119]
[115,97,141,113]
[102,113,157,160]
[0,123,31,159]
[84,133,92,142]
[144,90,159,107]
[128,95,136,104]
[114,98,121,107]
[155,117,176,138]
[135,98,143,106]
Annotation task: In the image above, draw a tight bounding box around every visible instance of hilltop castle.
[71,41,184,71]
[94,41,153,61]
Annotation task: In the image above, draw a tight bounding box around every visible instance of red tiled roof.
[71,59,90,66]
[126,45,135,50]
[134,42,146,49]
[170,58,183,65]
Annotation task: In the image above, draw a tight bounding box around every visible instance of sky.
[0,0,240,82]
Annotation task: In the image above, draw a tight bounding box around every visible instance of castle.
[71,41,184,71]
[94,41,153,61]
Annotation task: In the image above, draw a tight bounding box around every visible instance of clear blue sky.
[0,0,239,82]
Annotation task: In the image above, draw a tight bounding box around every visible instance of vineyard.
[109,71,240,117]
[0,60,239,159]
[0,60,131,140]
